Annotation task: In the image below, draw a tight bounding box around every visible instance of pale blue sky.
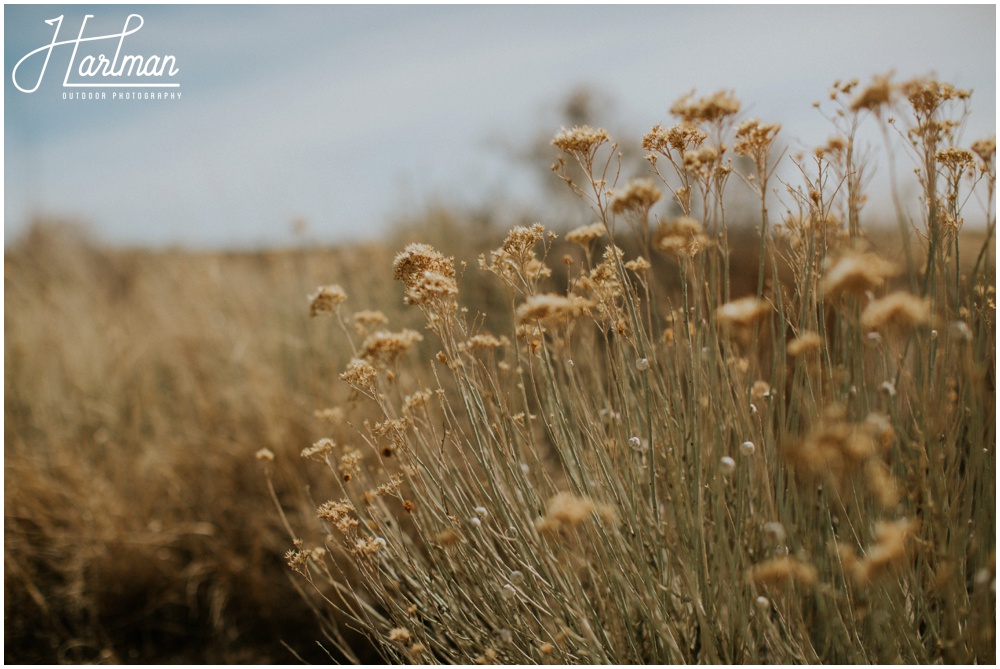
[4,4,996,248]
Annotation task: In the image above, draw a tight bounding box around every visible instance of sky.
[4,4,997,249]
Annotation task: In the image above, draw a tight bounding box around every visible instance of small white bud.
[740,440,756,456]
[755,595,770,610]
[720,456,736,476]
[636,357,650,371]
[469,517,482,528]
[502,583,516,599]
[474,506,489,518]
[509,570,525,585]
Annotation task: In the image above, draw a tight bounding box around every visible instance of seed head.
[360,329,423,366]
[536,492,617,533]
[850,73,894,113]
[516,293,593,325]
[393,243,456,288]
[749,556,818,590]
[670,90,741,124]
[551,125,611,155]
[734,119,781,158]
[787,331,823,357]
[309,284,347,316]
[822,252,899,297]
[565,222,607,246]
[861,292,930,331]
[717,296,771,329]
[654,217,710,257]
[610,178,662,216]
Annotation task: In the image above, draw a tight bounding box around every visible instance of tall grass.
[4,225,403,662]
[289,76,995,663]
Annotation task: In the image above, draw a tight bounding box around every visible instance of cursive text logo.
[13,14,180,93]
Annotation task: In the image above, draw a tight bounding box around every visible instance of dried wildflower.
[388,627,411,644]
[643,122,709,155]
[308,284,347,316]
[850,73,894,112]
[403,389,433,412]
[538,642,556,655]
[463,334,504,350]
[787,331,823,356]
[670,90,741,125]
[863,413,895,451]
[610,178,662,216]
[865,459,901,509]
[360,328,423,365]
[501,224,546,259]
[750,557,818,590]
[763,522,786,544]
[902,78,970,116]
[734,119,781,158]
[717,296,771,329]
[822,252,899,297]
[302,438,337,461]
[682,145,721,178]
[551,125,611,155]
[853,518,918,586]
[788,418,877,492]
[654,217,710,257]
[971,136,996,169]
[286,545,308,575]
[565,222,607,246]
[353,309,389,335]
[317,499,359,534]
[537,492,617,533]
[818,135,849,158]
[515,293,593,325]
[751,380,771,401]
[255,448,274,462]
[936,147,975,171]
[624,256,650,273]
[861,292,930,331]
[393,243,456,288]
[340,358,378,391]
[375,474,403,497]
[405,271,459,306]
[353,536,386,557]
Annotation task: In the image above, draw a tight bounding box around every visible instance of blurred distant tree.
[514,87,647,229]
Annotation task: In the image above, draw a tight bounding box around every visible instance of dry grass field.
[5,76,996,663]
